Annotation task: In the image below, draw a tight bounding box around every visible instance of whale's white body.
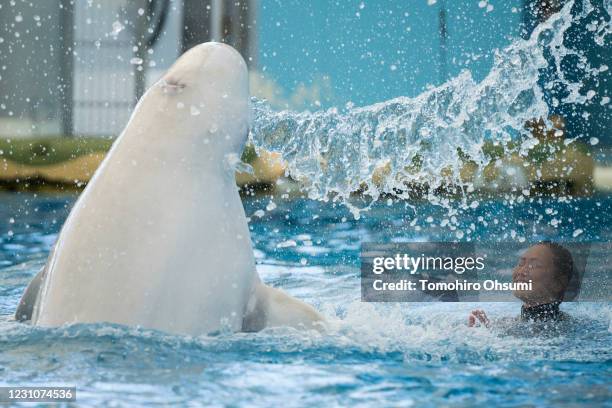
[17,43,323,335]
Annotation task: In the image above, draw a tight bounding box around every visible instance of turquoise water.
[0,192,610,406]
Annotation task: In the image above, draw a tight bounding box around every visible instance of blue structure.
[258,0,524,107]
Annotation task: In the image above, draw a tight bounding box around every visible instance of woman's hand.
[468,309,490,328]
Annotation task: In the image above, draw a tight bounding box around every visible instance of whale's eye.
[160,78,186,94]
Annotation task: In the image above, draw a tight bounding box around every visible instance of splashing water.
[249,0,608,217]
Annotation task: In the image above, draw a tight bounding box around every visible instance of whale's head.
[152,42,250,156]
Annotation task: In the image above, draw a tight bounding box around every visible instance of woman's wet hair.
[536,241,574,300]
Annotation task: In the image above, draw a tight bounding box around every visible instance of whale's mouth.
[159,78,186,93]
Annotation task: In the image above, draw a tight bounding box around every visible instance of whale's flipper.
[15,266,45,322]
[242,282,325,332]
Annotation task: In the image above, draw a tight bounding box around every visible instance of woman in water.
[468,241,574,327]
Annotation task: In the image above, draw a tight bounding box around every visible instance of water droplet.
[111,21,124,37]
[276,240,297,248]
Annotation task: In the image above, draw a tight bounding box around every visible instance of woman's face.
[512,244,566,305]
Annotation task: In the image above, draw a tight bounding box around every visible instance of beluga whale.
[15,42,324,335]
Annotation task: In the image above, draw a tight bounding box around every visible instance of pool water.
[0,192,610,406]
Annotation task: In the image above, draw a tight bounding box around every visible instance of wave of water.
[249,0,607,217]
